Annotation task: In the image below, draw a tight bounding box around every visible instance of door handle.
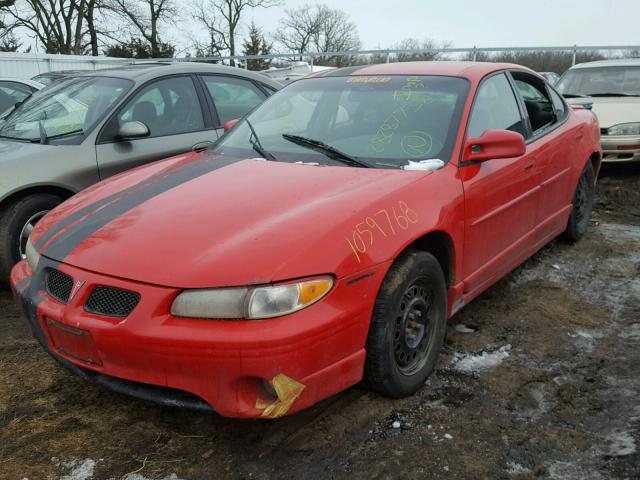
[524,161,535,171]
[192,141,213,152]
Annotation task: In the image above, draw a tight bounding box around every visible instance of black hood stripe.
[43,155,238,260]
[35,155,217,251]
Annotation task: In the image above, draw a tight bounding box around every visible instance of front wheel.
[363,250,447,398]
[562,161,595,242]
[0,194,63,288]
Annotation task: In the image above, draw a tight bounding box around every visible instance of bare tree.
[463,50,608,74]
[0,0,93,54]
[275,4,360,66]
[192,0,279,66]
[391,38,451,63]
[105,0,176,57]
[274,5,323,58]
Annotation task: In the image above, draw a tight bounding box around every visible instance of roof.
[308,61,535,81]
[570,58,640,69]
[83,62,281,88]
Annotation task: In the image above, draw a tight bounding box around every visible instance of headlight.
[171,277,333,320]
[25,237,40,272]
[607,122,640,136]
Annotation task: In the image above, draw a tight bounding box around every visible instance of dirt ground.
[1,164,639,480]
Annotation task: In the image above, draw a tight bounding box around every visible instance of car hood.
[33,153,426,288]
[567,97,640,128]
[0,139,57,162]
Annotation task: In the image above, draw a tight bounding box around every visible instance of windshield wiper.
[282,134,369,168]
[589,92,640,97]
[28,128,84,144]
[245,118,276,160]
[0,134,31,142]
[38,119,47,144]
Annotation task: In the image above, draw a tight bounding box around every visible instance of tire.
[0,194,63,288]
[562,161,595,242]
[363,250,448,398]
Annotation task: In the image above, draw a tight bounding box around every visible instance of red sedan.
[11,62,601,419]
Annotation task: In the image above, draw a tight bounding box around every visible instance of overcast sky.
[215,0,640,51]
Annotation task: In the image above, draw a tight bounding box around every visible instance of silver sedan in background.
[0,62,281,286]
[0,77,44,119]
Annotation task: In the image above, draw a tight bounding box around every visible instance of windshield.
[557,66,640,97]
[0,76,132,144]
[213,75,469,169]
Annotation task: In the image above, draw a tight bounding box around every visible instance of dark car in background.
[0,62,281,286]
[31,69,90,87]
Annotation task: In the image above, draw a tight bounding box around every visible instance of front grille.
[85,286,140,317]
[46,269,74,304]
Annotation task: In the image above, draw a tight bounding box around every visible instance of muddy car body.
[12,62,601,418]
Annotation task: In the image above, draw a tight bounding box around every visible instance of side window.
[202,76,266,125]
[468,73,525,138]
[102,76,204,141]
[0,82,32,113]
[512,73,557,135]
[548,88,567,119]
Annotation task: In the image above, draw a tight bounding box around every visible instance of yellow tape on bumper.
[255,373,306,419]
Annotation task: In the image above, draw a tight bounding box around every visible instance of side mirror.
[223,118,239,133]
[117,121,150,140]
[463,129,526,163]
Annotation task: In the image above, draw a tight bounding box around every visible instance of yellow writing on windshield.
[346,76,392,84]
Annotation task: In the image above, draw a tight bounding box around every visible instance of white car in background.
[0,77,44,119]
[557,59,640,163]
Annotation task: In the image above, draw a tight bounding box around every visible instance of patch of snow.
[506,461,531,476]
[451,345,511,373]
[619,323,640,340]
[392,421,401,429]
[402,159,444,171]
[443,433,453,440]
[605,431,636,457]
[122,475,186,480]
[59,459,96,480]
[454,323,477,333]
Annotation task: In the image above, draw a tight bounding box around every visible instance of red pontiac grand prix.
[11,62,601,419]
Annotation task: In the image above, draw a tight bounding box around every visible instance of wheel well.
[589,151,601,177]
[0,186,75,210]
[405,231,455,287]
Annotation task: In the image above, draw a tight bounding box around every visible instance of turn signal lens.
[298,279,332,305]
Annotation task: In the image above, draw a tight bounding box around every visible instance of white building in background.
[260,62,336,84]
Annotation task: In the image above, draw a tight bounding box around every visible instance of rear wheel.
[363,250,447,398]
[0,194,63,288]
[562,161,595,242]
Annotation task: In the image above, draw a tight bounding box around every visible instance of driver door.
[95,75,219,180]
[461,73,540,296]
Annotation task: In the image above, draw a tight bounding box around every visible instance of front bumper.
[11,258,387,418]
[601,135,640,163]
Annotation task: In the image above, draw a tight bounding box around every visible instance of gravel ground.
[1,164,639,480]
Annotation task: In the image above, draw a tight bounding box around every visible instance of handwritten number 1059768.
[346,201,419,263]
